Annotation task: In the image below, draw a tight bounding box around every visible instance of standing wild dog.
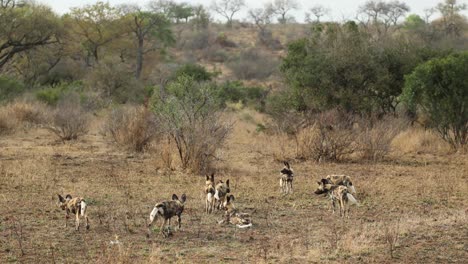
[57,194,89,231]
[314,179,358,218]
[218,195,252,228]
[147,193,186,237]
[214,179,230,210]
[205,173,216,213]
[326,174,356,194]
[280,162,294,194]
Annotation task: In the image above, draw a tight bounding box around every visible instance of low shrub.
[227,49,279,80]
[47,94,88,141]
[356,117,408,160]
[103,105,159,152]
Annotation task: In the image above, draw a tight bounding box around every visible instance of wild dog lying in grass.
[217,195,252,228]
[280,161,294,194]
[147,193,186,238]
[326,174,356,194]
[314,179,358,218]
[214,179,230,210]
[57,194,89,231]
[205,173,216,214]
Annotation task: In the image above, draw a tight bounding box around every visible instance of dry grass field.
[0,110,467,263]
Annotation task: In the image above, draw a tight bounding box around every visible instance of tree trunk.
[135,35,144,79]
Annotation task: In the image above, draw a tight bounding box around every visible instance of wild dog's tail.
[346,193,359,205]
[236,223,252,229]
[80,200,87,217]
[348,185,356,194]
[149,204,164,223]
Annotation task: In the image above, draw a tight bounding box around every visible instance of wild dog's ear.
[180,193,187,203]
[317,181,322,185]
[172,194,179,201]
[226,179,230,187]
[210,173,214,182]
[58,194,65,203]
[206,175,210,180]
[321,178,329,185]
[65,194,72,200]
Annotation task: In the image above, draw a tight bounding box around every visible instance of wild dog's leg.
[160,218,168,237]
[289,180,293,194]
[177,214,182,229]
[85,213,90,230]
[339,197,345,218]
[332,200,336,214]
[280,178,283,193]
[65,209,69,228]
[75,210,80,231]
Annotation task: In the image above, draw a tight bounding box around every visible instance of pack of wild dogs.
[57,161,359,238]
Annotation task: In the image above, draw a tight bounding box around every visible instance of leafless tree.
[436,0,467,37]
[423,7,436,23]
[248,7,273,33]
[307,5,330,23]
[357,1,409,36]
[266,0,300,24]
[210,0,245,27]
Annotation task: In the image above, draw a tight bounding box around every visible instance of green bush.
[171,63,214,82]
[0,77,26,102]
[35,81,83,106]
[216,81,266,109]
[402,52,468,149]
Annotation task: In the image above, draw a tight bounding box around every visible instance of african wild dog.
[280,162,294,194]
[326,174,356,194]
[57,194,89,231]
[147,193,186,237]
[214,179,230,210]
[205,173,216,213]
[314,179,358,218]
[218,194,252,228]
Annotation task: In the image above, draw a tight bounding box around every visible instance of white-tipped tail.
[347,193,359,205]
[80,201,87,216]
[149,207,158,223]
[237,223,252,229]
[348,185,356,194]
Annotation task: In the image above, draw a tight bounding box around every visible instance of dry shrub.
[0,100,49,134]
[297,110,356,162]
[6,100,49,125]
[227,48,279,80]
[356,116,407,160]
[392,127,452,154]
[47,95,88,141]
[0,108,15,135]
[103,106,158,152]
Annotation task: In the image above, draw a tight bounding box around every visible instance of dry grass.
[0,111,467,263]
[392,127,452,154]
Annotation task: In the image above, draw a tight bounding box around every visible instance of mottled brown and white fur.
[205,173,216,213]
[326,174,356,194]
[314,179,358,218]
[280,162,294,194]
[218,195,252,228]
[57,194,89,231]
[148,194,186,237]
[214,179,230,210]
